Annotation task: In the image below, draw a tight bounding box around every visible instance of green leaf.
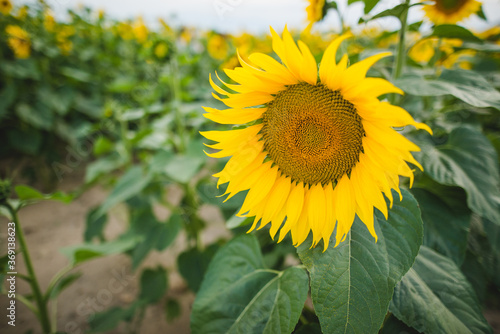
[106,76,138,93]
[155,214,182,251]
[379,315,419,334]
[390,246,493,334]
[60,67,92,82]
[417,127,500,224]
[84,207,107,242]
[431,25,483,43]
[119,108,146,121]
[363,0,380,14]
[88,304,138,332]
[93,137,114,156]
[164,154,204,184]
[395,69,500,110]
[0,59,40,79]
[16,103,53,131]
[226,214,253,229]
[0,84,16,121]
[360,3,407,22]
[95,166,152,217]
[476,5,487,20]
[139,267,168,304]
[411,188,470,265]
[191,235,309,334]
[61,236,139,265]
[297,188,423,334]
[165,298,181,322]
[294,323,323,334]
[177,244,219,293]
[6,128,42,155]
[49,273,82,299]
[84,154,126,184]
[15,185,73,204]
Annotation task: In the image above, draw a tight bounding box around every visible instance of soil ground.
[0,170,499,334]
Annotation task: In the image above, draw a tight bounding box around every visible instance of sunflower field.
[1,0,500,333]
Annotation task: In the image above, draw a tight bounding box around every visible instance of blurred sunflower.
[133,17,149,44]
[306,0,326,23]
[44,10,56,32]
[0,0,12,15]
[207,33,229,60]
[202,27,431,250]
[422,0,481,25]
[16,6,28,19]
[6,25,31,59]
[56,26,75,55]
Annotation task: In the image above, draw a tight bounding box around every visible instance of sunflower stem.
[393,0,411,81]
[170,56,186,153]
[7,204,52,333]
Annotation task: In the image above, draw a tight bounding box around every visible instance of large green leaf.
[411,188,470,265]
[431,25,483,43]
[395,69,500,110]
[390,246,492,334]
[417,127,500,224]
[191,235,309,334]
[297,188,423,334]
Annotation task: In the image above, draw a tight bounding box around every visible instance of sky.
[29,0,500,34]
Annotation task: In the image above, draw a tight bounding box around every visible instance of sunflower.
[133,17,149,44]
[306,0,326,23]
[207,33,230,60]
[6,25,31,59]
[202,27,431,250]
[0,0,12,15]
[422,0,481,25]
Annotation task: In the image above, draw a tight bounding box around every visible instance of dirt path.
[0,171,229,334]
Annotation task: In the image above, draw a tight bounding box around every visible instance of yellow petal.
[319,33,352,84]
[342,52,391,89]
[308,183,326,244]
[247,52,298,85]
[333,174,356,247]
[297,40,318,85]
[278,181,305,242]
[343,78,403,102]
[203,106,265,125]
[238,166,278,216]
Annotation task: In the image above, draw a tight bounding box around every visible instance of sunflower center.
[435,0,467,13]
[261,82,364,186]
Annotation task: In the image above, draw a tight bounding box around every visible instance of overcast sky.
[31,0,500,34]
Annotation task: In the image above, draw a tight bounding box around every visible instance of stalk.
[7,204,52,333]
[170,57,186,153]
[393,0,411,81]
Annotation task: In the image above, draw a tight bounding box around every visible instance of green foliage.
[396,69,500,110]
[411,188,470,265]
[177,244,219,293]
[191,235,309,334]
[416,127,500,224]
[139,267,168,304]
[431,25,482,43]
[390,246,492,333]
[297,189,423,334]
